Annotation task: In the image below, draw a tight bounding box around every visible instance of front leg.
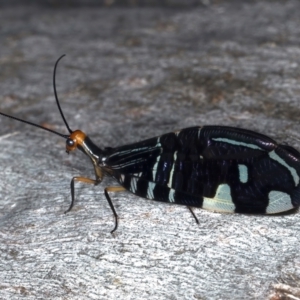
[65,176,100,213]
[65,176,126,234]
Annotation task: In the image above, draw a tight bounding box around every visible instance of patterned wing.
[104,126,300,214]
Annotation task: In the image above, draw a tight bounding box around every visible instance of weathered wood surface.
[1,1,300,299]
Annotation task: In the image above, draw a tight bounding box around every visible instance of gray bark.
[0,1,300,299]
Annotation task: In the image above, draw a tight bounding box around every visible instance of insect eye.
[66,138,75,147]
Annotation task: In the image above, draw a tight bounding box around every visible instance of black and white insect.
[1,55,300,233]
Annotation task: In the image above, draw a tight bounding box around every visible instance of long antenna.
[0,111,69,139]
[0,55,72,139]
[53,54,72,134]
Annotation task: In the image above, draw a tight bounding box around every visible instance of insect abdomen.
[106,126,300,214]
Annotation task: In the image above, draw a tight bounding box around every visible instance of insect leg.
[187,206,199,224]
[104,186,126,234]
[65,176,100,213]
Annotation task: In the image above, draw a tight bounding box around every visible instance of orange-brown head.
[66,130,87,153]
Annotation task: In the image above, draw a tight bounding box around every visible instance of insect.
[1,55,300,233]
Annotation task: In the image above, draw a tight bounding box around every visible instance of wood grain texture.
[1,2,300,299]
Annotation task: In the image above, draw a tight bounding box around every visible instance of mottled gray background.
[1,1,300,299]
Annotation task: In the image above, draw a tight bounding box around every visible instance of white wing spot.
[203,184,235,212]
[147,182,156,199]
[269,150,299,186]
[130,177,138,193]
[238,164,248,183]
[267,191,294,214]
[120,174,125,183]
[169,189,175,203]
[152,155,161,181]
[167,151,177,188]
[212,138,263,150]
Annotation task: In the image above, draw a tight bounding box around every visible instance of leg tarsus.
[64,178,76,213]
[187,206,199,224]
[104,188,119,234]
